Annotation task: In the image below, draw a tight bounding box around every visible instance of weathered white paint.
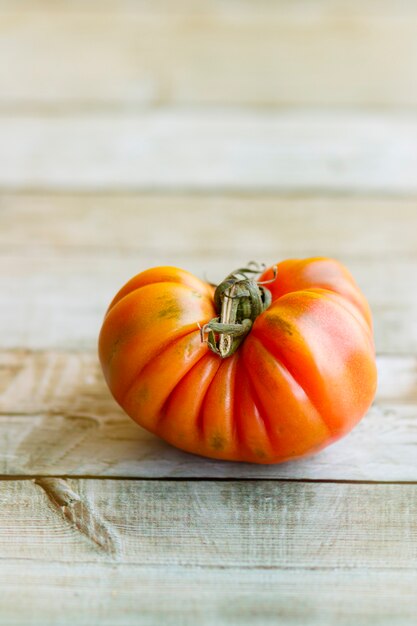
[1,112,417,192]
[1,3,416,623]
[0,252,415,352]
[1,1,417,108]
[0,561,415,626]
[0,478,414,567]
[1,194,416,259]
[0,351,415,480]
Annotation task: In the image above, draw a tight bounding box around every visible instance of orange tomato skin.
[98,258,377,464]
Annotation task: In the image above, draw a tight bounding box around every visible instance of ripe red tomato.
[99,258,377,464]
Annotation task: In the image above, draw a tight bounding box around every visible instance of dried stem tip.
[199,262,277,358]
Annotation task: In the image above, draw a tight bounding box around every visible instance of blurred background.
[0,0,416,353]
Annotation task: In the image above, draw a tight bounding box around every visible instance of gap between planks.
[1,475,417,485]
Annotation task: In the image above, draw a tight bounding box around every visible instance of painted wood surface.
[1,0,417,108]
[0,478,416,625]
[1,194,416,352]
[0,478,416,567]
[1,193,416,258]
[0,350,416,480]
[1,563,415,626]
[2,252,415,352]
[1,111,417,192]
[1,2,417,624]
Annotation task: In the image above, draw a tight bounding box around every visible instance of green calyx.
[199,262,277,359]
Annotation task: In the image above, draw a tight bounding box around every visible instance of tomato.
[98,258,377,464]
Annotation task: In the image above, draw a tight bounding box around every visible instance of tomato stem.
[199,263,277,358]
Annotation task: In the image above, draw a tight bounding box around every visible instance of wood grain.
[1,111,417,192]
[1,193,416,259]
[1,1,417,108]
[1,194,416,352]
[0,562,415,626]
[0,351,415,480]
[0,477,416,624]
[0,478,415,567]
[0,478,416,625]
[1,3,416,624]
[1,253,415,352]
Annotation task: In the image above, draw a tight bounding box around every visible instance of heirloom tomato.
[99,258,377,464]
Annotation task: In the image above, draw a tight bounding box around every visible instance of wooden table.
[1,2,416,624]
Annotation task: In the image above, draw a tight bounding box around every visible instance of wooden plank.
[1,1,417,108]
[2,478,417,623]
[1,111,417,192]
[0,351,416,480]
[0,404,415,480]
[1,193,416,259]
[0,351,413,413]
[0,478,416,567]
[0,251,415,352]
[2,0,416,14]
[0,562,415,626]
[1,194,415,352]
